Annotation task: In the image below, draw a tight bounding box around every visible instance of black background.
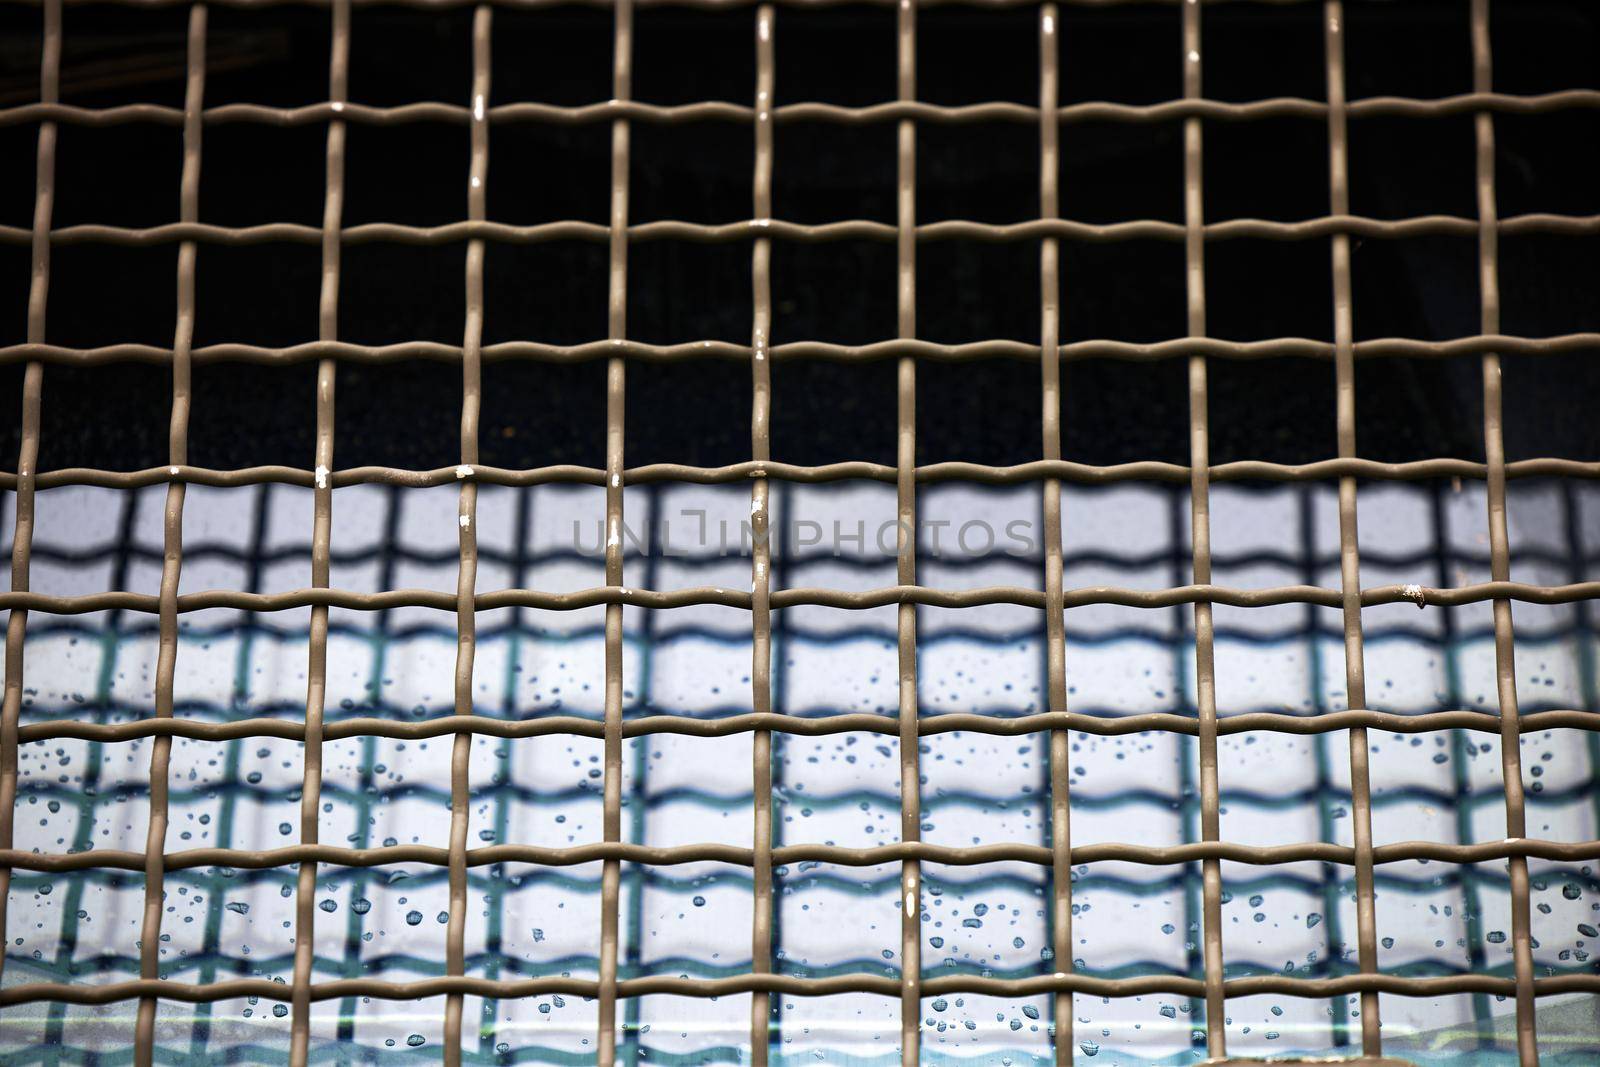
[1,0,1597,474]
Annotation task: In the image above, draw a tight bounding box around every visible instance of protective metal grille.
[1,1,1598,1066]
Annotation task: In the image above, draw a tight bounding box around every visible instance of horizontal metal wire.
[3,972,1599,1010]
[3,333,1598,366]
[17,708,1600,745]
[4,835,1599,874]
[2,579,1596,614]
[3,90,1599,128]
[5,457,1599,491]
[7,211,1600,248]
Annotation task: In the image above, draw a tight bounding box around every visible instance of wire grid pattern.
[0,0,1598,1065]
[5,477,1600,1067]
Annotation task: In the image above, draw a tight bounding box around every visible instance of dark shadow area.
[1,2,1597,472]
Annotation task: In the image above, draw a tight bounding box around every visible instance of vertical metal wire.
[599,0,634,1062]
[893,1,921,1063]
[289,1,349,1060]
[749,6,776,1066]
[1179,0,1225,1057]
[1037,6,1074,1064]
[134,10,205,1063]
[0,0,59,997]
[1469,1,1538,1062]
[1321,1,1381,1052]
[328,6,368,1043]
[443,9,492,1065]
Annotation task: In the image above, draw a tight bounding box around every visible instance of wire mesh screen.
[1,0,1599,1065]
